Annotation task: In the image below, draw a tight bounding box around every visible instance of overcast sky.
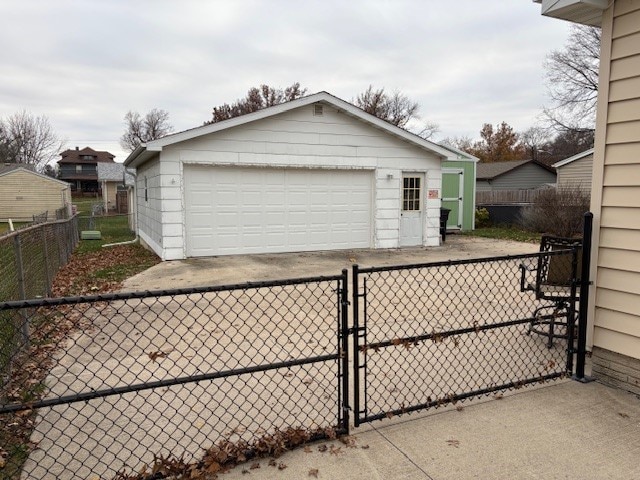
[0,0,570,163]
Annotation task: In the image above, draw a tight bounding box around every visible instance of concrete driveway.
[24,235,556,479]
[122,235,539,290]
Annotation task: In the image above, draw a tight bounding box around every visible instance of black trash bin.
[440,207,451,242]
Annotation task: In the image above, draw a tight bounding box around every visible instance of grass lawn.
[76,214,136,254]
[0,222,29,236]
[71,196,101,216]
[462,226,542,244]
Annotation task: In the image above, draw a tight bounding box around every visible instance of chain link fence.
[0,274,348,479]
[0,243,586,479]
[352,249,579,425]
[0,216,78,303]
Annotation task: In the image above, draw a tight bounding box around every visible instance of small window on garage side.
[402,176,421,211]
[144,176,148,202]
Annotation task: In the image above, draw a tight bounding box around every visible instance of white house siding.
[589,0,640,389]
[153,104,442,259]
[135,157,163,256]
[556,154,594,192]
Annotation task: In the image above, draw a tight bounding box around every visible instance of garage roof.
[124,91,456,168]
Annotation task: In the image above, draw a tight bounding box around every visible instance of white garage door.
[184,166,373,257]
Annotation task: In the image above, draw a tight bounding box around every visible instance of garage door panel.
[185,166,372,256]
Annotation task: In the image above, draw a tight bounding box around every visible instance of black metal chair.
[519,235,582,348]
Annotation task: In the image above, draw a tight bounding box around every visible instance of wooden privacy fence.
[476,189,549,205]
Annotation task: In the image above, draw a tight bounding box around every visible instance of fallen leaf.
[361,445,370,449]
[618,412,630,418]
[446,439,460,448]
[278,462,287,470]
[268,459,277,467]
[309,468,319,477]
[456,405,464,412]
[493,394,503,400]
[318,445,328,453]
[250,462,260,469]
[304,446,312,453]
[147,351,166,362]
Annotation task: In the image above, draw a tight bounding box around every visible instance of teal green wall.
[442,159,476,231]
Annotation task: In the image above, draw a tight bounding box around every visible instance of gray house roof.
[97,162,124,181]
[476,159,555,180]
[97,163,135,186]
[0,163,36,175]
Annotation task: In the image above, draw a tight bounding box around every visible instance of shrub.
[475,207,490,228]
[519,186,590,237]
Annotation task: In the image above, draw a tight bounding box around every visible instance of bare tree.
[354,85,420,129]
[415,121,440,140]
[120,108,173,152]
[440,135,474,153]
[544,25,600,133]
[0,110,63,172]
[520,126,550,161]
[208,83,308,124]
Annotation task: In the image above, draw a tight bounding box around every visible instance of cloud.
[0,0,570,161]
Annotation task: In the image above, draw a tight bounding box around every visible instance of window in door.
[403,176,421,211]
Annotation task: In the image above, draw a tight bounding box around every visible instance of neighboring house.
[536,0,640,394]
[58,146,116,194]
[0,164,71,222]
[475,159,557,192]
[124,91,455,260]
[553,148,594,193]
[97,163,134,213]
[439,145,478,231]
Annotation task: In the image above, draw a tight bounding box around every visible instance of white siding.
[590,0,640,361]
[135,157,163,258]
[153,104,442,259]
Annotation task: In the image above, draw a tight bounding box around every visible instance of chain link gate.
[1,272,349,479]
[351,248,581,426]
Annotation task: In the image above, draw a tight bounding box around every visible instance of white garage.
[124,92,454,260]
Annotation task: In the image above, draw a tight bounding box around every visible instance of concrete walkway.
[223,380,640,480]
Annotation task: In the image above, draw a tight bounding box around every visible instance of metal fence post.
[574,212,593,382]
[352,264,360,427]
[339,269,350,434]
[13,233,29,347]
[41,225,51,296]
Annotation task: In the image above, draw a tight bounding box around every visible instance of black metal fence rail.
[352,248,579,426]
[0,273,348,480]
